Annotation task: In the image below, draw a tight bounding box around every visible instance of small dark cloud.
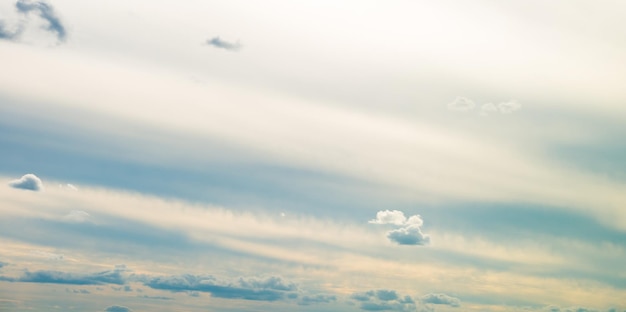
[206,36,241,51]
[15,0,66,41]
[104,306,132,312]
[420,293,460,307]
[351,290,415,312]
[298,294,337,306]
[66,288,91,294]
[0,262,7,269]
[144,274,297,302]
[8,174,43,191]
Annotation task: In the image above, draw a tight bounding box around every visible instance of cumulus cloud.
[105,306,132,312]
[144,274,297,301]
[207,36,241,51]
[420,293,461,307]
[8,174,43,191]
[370,210,430,246]
[447,96,476,112]
[351,290,416,311]
[15,0,66,41]
[369,210,408,225]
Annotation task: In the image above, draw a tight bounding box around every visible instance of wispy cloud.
[447,96,476,112]
[15,0,66,42]
[1,267,126,285]
[144,274,297,301]
[8,173,43,191]
[420,293,461,307]
[351,289,416,311]
[370,210,430,246]
[0,21,21,40]
[298,294,337,306]
[206,36,241,51]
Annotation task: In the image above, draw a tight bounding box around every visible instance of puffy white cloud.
[369,210,407,225]
[8,174,43,191]
[370,211,430,246]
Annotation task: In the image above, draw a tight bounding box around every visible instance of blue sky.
[1,0,626,311]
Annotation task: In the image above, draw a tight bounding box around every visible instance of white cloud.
[59,183,78,191]
[369,210,407,225]
[370,211,430,246]
[8,174,43,191]
[498,100,522,114]
[447,96,476,112]
[64,210,90,223]
[479,102,498,116]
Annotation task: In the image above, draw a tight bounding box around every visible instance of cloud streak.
[420,293,460,307]
[15,0,67,41]
[206,36,241,51]
[144,274,297,301]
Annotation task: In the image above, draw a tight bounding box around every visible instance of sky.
[1,0,626,311]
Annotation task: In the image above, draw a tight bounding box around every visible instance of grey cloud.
[298,294,337,306]
[144,274,297,301]
[370,211,430,246]
[105,306,132,312]
[138,295,172,300]
[238,276,296,291]
[420,293,460,307]
[0,21,21,40]
[66,288,91,294]
[3,267,126,285]
[387,225,430,245]
[376,290,399,301]
[8,173,43,191]
[207,36,241,51]
[15,0,66,41]
[351,290,416,312]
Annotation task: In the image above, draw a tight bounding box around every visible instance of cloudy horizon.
[1,0,625,311]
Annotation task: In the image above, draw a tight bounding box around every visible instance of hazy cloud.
[64,210,91,223]
[144,274,296,301]
[105,306,132,312]
[0,21,21,40]
[15,0,66,41]
[298,294,337,306]
[207,36,241,51]
[447,96,476,112]
[370,211,430,246]
[30,250,64,260]
[420,293,460,307]
[498,100,522,114]
[8,174,43,191]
